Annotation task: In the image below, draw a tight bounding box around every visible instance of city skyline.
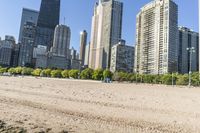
[0,0,198,52]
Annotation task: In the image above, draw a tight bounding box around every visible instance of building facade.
[84,43,90,66]
[36,53,71,70]
[110,41,134,73]
[36,25,71,70]
[199,0,200,73]
[70,47,77,60]
[34,45,47,68]
[89,0,123,69]
[18,22,36,67]
[178,27,199,74]
[70,59,81,70]
[51,25,71,58]
[18,8,39,43]
[134,0,178,74]
[0,36,16,67]
[11,44,20,67]
[69,47,81,69]
[34,0,60,51]
[79,30,87,67]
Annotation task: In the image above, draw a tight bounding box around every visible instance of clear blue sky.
[0,0,198,52]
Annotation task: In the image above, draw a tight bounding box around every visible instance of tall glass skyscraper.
[178,27,199,74]
[37,0,60,29]
[18,22,36,67]
[34,0,60,50]
[18,8,39,43]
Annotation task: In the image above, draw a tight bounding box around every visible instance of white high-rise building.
[89,0,123,70]
[134,0,178,74]
[51,25,71,58]
[84,43,90,66]
[79,30,87,66]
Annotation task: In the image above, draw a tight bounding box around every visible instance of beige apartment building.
[134,0,178,74]
[89,0,123,70]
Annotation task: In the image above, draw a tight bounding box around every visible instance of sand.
[0,76,200,133]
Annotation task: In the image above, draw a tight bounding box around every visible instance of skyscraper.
[11,44,20,67]
[18,22,36,67]
[178,27,199,74]
[0,36,16,67]
[134,0,178,74]
[35,24,71,70]
[79,30,87,66]
[18,8,39,43]
[71,47,77,60]
[89,0,123,70]
[51,25,71,58]
[84,43,90,66]
[70,47,81,70]
[34,0,60,50]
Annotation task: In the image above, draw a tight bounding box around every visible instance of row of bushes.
[112,71,200,86]
[0,66,199,86]
[0,67,112,80]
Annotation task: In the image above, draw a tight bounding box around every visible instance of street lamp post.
[172,73,174,87]
[134,68,138,84]
[187,47,195,87]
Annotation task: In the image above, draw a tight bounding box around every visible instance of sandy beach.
[0,76,200,133]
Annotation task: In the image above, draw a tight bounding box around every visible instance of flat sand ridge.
[0,76,200,133]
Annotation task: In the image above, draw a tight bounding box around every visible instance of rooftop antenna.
[64,17,66,25]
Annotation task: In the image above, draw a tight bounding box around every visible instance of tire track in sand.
[0,88,199,121]
[0,96,191,133]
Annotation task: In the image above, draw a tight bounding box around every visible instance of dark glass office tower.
[34,0,60,50]
[37,0,60,29]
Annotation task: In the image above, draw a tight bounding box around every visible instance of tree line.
[0,66,199,86]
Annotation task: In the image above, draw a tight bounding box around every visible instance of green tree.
[137,74,144,83]
[69,70,80,79]
[153,75,162,84]
[103,69,113,79]
[176,74,189,86]
[51,69,62,78]
[31,68,42,76]
[41,69,52,77]
[21,67,33,75]
[161,74,173,85]
[80,68,94,79]
[127,73,136,82]
[92,69,103,80]
[0,67,7,74]
[8,68,16,75]
[14,67,23,75]
[61,70,69,78]
[112,72,128,82]
[191,72,200,86]
[143,75,155,84]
